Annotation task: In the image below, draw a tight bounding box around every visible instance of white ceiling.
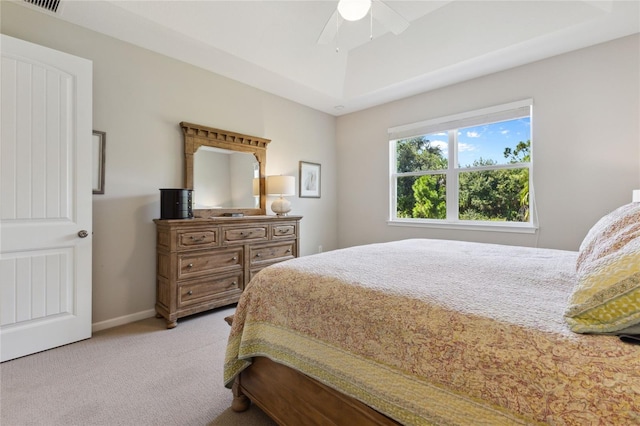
[22,0,640,115]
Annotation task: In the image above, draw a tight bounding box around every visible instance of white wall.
[336,34,640,251]
[1,2,338,327]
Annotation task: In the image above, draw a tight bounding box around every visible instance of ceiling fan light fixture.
[337,0,372,21]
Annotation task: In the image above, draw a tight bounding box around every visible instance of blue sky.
[427,117,531,167]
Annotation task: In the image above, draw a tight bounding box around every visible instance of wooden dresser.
[154,215,301,328]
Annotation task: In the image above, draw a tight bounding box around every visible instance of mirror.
[193,147,258,209]
[181,122,269,215]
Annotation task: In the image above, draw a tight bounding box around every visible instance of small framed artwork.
[93,130,106,194]
[299,161,321,198]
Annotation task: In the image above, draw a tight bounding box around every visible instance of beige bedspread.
[224,239,640,425]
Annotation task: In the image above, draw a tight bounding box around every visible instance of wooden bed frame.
[225,315,400,425]
[231,357,401,425]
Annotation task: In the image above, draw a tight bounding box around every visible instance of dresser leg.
[166,319,177,329]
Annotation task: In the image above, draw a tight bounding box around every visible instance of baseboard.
[92,309,157,333]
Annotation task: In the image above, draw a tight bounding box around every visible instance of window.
[389,99,535,232]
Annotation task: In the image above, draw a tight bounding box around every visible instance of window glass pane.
[396,174,447,219]
[457,117,530,168]
[458,168,529,222]
[395,134,448,172]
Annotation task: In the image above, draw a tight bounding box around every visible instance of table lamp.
[267,175,295,216]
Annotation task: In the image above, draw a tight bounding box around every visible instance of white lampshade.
[267,175,295,216]
[267,175,295,196]
[337,0,371,21]
[633,189,640,203]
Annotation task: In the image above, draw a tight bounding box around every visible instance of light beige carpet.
[0,305,276,426]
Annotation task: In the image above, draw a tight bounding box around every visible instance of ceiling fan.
[317,0,410,45]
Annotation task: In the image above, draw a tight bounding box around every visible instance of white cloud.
[501,130,509,135]
[466,131,480,138]
[459,143,476,152]
[430,140,448,153]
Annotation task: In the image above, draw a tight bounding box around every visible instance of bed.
[224,203,640,425]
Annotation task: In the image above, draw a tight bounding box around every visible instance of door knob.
[77,230,89,238]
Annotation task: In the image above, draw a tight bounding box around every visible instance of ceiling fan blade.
[372,0,409,35]
[317,9,342,44]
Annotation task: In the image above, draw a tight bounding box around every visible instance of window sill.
[387,219,538,234]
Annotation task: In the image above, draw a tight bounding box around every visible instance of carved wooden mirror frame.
[180,122,270,216]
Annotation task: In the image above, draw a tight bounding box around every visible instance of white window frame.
[388,99,537,233]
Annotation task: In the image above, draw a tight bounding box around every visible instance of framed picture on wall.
[299,161,321,198]
[93,130,106,194]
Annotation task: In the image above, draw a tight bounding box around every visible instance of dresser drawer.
[249,241,296,267]
[178,272,243,308]
[271,223,297,240]
[223,226,268,243]
[177,228,219,250]
[178,247,242,280]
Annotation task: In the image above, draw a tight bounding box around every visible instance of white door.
[0,35,93,362]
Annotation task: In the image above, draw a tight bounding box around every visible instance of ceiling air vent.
[23,0,61,13]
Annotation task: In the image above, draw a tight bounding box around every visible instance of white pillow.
[565,202,640,334]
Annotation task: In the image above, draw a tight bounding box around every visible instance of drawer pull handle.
[232,256,238,261]
[255,253,261,257]
[187,290,193,296]
[190,235,206,242]
[187,263,193,269]
[286,249,292,253]
[232,281,237,286]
